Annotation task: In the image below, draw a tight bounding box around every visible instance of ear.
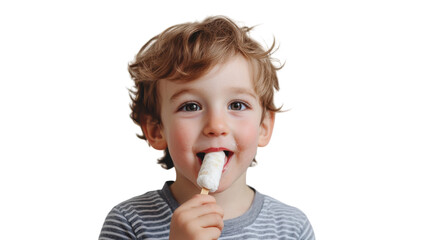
[141,117,167,150]
[258,111,275,147]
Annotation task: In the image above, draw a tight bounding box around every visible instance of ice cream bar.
[197,151,226,194]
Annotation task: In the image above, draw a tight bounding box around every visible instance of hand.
[169,194,224,240]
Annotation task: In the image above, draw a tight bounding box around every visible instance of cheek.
[164,120,196,159]
[234,121,260,155]
[168,124,191,146]
[238,118,259,140]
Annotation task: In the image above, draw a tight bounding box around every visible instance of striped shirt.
[99,182,315,240]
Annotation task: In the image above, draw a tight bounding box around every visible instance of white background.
[1,0,427,239]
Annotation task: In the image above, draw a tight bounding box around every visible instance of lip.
[201,147,230,154]
[197,147,234,171]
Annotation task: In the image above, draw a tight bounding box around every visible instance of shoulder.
[99,190,172,240]
[262,195,309,222]
[114,190,166,213]
[110,189,172,225]
[257,194,315,240]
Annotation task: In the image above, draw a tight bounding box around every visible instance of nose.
[203,111,229,137]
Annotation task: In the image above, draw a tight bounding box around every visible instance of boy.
[100,16,315,240]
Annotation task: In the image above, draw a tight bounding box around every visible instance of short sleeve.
[99,207,137,240]
[299,216,316,240]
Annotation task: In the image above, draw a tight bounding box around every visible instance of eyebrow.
[169,88,198,102]
[169,87,258,101]
[228,87,258,100]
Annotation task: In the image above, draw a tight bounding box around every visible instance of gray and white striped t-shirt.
[99,182,315,240]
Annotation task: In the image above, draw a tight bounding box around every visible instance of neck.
[170,171,255,220]
[211,176,255,220]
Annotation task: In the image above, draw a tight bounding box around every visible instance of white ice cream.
[197,151,226,192]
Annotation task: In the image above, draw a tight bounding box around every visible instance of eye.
[228,101,247,111]
[179,102,201,112]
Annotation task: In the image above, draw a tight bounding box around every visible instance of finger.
[179,194,217,211]
[172,195,221,224]
[201,227,223,240]
[197,213,224,230]
[176,203,223,226]
[195,203,224,219]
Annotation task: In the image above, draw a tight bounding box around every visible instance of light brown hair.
[129,16,282,169]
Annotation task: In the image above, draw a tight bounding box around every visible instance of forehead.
[158,55,257,98]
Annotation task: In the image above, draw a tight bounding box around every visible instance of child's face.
[148,55,274,192]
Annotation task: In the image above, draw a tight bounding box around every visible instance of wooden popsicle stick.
[200,188,210,195]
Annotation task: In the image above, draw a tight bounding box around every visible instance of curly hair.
[128,16,282,169]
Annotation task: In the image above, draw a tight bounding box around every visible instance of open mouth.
[197,150,233,165]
